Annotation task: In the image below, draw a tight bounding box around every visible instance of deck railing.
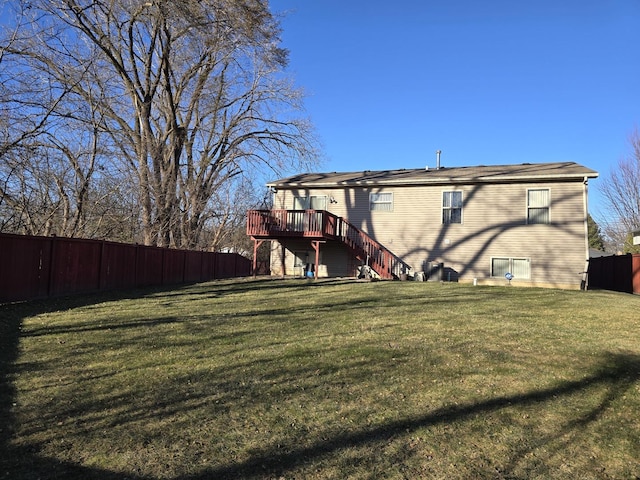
[247,209,411,279]
[246,209,339,238]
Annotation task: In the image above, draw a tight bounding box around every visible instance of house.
[247,161,598,289]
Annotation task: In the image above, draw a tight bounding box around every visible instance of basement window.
[491,257,531,279]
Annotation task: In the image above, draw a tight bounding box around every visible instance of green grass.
[1,278,640,479]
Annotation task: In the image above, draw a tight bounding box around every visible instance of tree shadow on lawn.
[185,351,640,480]
[154,276,358,300]
[1,283,639,479]
[0,289,172,480]
[0,279,352,479]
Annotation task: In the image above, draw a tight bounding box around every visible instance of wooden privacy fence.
[587,253,640,294]
[0,233,251,303]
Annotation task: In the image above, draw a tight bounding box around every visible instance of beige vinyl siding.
[319,243,351,277]
[390,182,587,287]
[269,239,351,278]
[270,180,587,288]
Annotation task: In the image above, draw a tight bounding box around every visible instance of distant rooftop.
[267,162,598,188]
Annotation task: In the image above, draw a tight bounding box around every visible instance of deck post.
[311,240,325,280]
[280,241,286,279]
[251,238,265,278]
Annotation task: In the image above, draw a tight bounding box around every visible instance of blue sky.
[269,0,640,219]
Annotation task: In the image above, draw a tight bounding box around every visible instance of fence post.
[182,248,187,284]
[47,235,57,297]
[213,252,218,280]
[134,244,140,289]
[161,247,165,286]
[98,240,106,290]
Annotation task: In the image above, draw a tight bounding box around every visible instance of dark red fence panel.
[0,233,252,303]
[100,242,138,291]
[215,254,234,279]
[0,233,51,301]
[217,253,251,279]
[135,245,164,288]
[49,237,102,297]
[185,251,205,283]
[588,254,639,294]
[163,249,186,285]
[201,252,216,281]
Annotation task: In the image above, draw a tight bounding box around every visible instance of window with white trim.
[527,189,550,224]
[369,192,393,211]
[442,191,462,224]
[291,196,326,231]
[491,257,531,279]
[294,195,327,210]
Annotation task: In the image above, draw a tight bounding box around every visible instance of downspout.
[582,176,590,290]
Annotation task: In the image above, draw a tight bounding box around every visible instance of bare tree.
[0,5,65,161]
[0,4,75,232]
[1,34,110,237]
[195,173,270,253]
[1,0,317,247]
[598,129,640,252]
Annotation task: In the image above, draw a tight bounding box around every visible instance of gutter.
[582,176,590,289]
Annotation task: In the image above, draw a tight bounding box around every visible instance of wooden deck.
[247,210,411,279]
[246,209,342,240]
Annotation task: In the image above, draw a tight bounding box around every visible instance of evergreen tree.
[587,214,605,251]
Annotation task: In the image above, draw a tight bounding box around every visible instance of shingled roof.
[267,162,598,188]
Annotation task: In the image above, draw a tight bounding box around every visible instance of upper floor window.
[294,195,327,210]
[370,192,393,211]
[442,191,462,224]
[527,189,550,224]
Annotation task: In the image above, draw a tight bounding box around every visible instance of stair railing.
[247,209,411,279]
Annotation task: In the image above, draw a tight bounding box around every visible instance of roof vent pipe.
[436,150,442,169]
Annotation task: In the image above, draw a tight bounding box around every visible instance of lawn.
[1,278,639,479]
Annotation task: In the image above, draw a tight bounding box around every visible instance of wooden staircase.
[247,209,411,279]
